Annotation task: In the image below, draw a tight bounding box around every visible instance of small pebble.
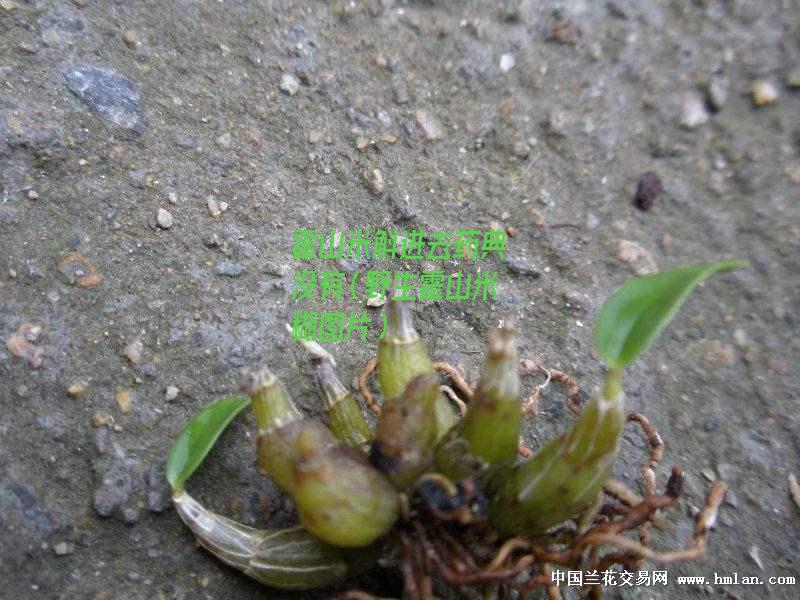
[115,389,132,414]
[91,412,114,428]
[708,75,729,110]
[511,139,529,158]
[616,240,657,275]
[679,91,710,129]
[165,385,179,401]
[362,169,385,196]
[66,382,85,398]
[122,30,139,46]
[123,337,143,364]
[366,293,386,308]
[279,73,300,95]
[156,208,173,229]
[28,190,39,201]
[53,542,74,556]
[414,110,445,140]
[26,325,42,343]
[751,80,779,106]
[6,322,45,368]
[499,53,515,73]
[207,196,228,217]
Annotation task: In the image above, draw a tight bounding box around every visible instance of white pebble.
[679,91,709,129]
[279,73,300,95]
[207,196,222,217]
[156,208,174,229]
[499,53,515,73]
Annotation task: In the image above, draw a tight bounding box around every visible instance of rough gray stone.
[64,64,142,131]
[213,261,245,277]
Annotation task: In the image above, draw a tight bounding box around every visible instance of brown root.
[357,357,381,416]
[433,362,474,402]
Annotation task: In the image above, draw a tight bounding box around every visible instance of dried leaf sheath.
[173,493,377,590]
[311,354,373,451]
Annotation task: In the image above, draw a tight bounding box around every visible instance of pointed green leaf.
[594,260,747,369]
[166,395,250,494]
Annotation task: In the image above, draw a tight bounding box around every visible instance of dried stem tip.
[385,286,419,342]
[240,366,302,434]
[436,325,521,479]
[311,357,373,451]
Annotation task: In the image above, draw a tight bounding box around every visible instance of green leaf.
[166,395,250,494]
[594,260,747,369]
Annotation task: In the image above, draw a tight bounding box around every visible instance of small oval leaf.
[594,260,747,369]
[166,395,250,494]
